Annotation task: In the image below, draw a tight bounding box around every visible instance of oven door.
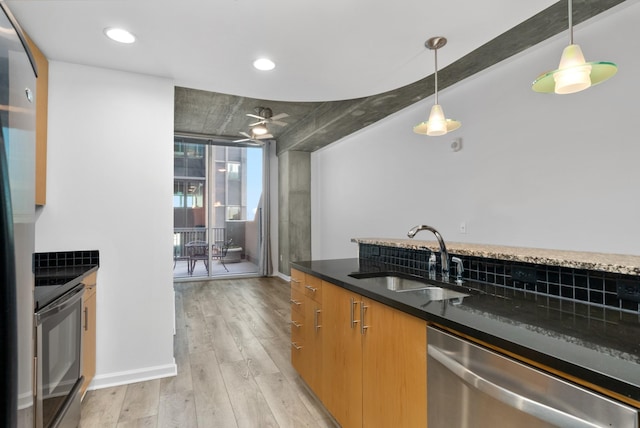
[35,285,84,428]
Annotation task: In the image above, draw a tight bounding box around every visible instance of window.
[173,135,265,278]
[227,162,240,180]
[227,206,241,221]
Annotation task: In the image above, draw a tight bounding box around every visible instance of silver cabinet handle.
[350,297,359,328]
[314,308,322,332]
[291,277,301,284]
[360,302,368,334]
[84,307,89,331]
[427,344,601,428]
[289,299,302,306]
[291,342,303,350]
[305,285,317,293]
[291,320,302,328]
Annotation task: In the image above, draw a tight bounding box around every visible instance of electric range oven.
[34,282,85,428]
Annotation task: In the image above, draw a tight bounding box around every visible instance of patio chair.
[185,240,209,275]
[211,239,231,272]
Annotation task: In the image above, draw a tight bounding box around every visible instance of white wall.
[35,61,176,387]
[312,1,640,259]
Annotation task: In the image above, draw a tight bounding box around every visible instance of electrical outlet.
[459,221,467,234]
[451,138,462,152]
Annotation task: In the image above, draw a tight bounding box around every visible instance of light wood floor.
[79,277,336,428]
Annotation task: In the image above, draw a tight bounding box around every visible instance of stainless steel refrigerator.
[0,3,37,427]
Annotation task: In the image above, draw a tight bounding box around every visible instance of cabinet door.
[302,294,323,399]
[81,285,97,397]
[322,282,362,428]
[362,298,427,428]
[290,276,305,375]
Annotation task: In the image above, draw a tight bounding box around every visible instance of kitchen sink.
[349,272,469,301]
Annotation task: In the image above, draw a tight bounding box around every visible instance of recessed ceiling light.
[104,27,136,44]
[253,58,275,71]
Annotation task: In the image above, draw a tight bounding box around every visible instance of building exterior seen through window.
[174,141,252,227]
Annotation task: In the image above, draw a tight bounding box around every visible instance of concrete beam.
[276,0,626,155]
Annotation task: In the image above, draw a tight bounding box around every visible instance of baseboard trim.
[88,361,177,391]
[275,271,290,282]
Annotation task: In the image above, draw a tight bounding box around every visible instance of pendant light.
[532,0,617,94]
[414,36,461,136]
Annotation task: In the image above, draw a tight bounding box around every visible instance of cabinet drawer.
[291,268,304,292]
[291,338,304,373]
[291,318,305,343]
[290,288,305,317]
[304,275,322,303]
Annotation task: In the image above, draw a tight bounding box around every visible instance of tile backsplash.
[358,244,640,314]
[34,250,100,269]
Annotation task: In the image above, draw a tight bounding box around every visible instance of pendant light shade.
[532,0,617,94]
[414,36,461,136]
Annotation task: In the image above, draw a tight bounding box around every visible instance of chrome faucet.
[407,225,450,281]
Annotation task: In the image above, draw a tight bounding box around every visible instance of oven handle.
[428,344,601,428]
[35,285,85,325]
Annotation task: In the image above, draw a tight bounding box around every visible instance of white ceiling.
[6,0,558,102]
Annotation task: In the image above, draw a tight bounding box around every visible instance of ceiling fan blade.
[246,113,263,120]
[255,133,274,139]
[270,120,288,127]
[233,138,250,142]
[249,120,267,126]
[270,113,289,121]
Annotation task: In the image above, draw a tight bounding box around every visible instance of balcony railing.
[173,227,226,261]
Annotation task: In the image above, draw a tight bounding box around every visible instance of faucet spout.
[407,224,450,280]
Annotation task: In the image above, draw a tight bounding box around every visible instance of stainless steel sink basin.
[405,287,468,303]
[348,272,469,301]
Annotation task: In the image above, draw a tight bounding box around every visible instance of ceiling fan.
[233,131,274,143]
[247,107,289,127]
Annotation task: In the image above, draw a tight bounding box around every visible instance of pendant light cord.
[568,0,573,45]
[434,47,439,105]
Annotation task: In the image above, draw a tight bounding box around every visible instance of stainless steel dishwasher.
[427,326,639,428]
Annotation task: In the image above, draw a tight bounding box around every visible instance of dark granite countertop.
[292,258,640,404]
[35,265,99,282]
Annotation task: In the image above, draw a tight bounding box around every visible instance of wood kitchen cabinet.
[24,33,48,206]
[81,272,97,398]
[361,297,427,428]
[290,269,324,398]
[320,281,427,428]
[322,281,363,428]
[290,269,305,374]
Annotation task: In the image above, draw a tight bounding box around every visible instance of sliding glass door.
[173,136,267,279]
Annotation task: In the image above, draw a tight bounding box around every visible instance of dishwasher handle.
[427,344,602,428]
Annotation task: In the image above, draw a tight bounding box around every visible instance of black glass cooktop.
[34,267,95,311]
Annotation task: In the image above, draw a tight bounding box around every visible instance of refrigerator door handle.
[428,344,601,428]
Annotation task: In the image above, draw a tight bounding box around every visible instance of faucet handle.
[428,253,437,279]
[451,257,464,285]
